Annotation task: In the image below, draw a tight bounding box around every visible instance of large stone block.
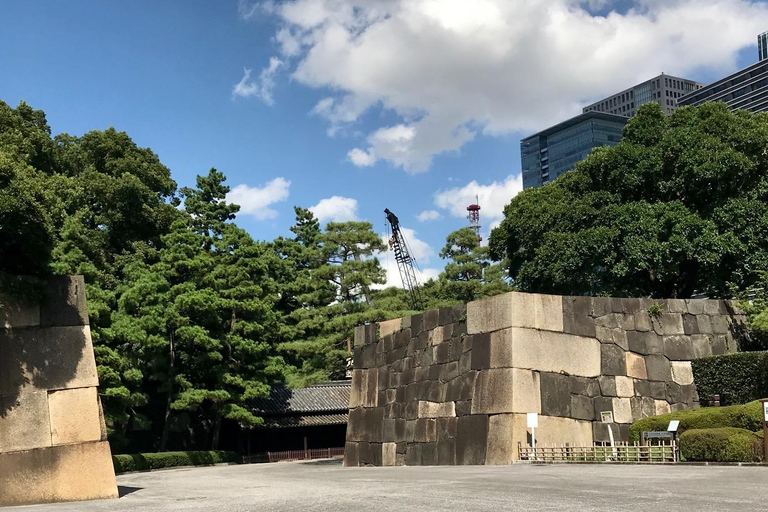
[663,336,694,361]
[379,318,402,339]
[418,401,456,419]
[539,372,570,417]
[598,376,617,397]
[657,314,685,335]
[562,296,597,338]
[365,368,378,407]
[382,443,397,466]
[571,395,594,421]
[343,442,359,466]
[0,326,99,396]
[625,352,647,380]
[48,387,102,446]
[508,328,601,377]
[486,414,523,465]
[0,441,117,507]
[570,376,600,397]
[670,361,694,386]
[534,415,593,447]
[39,275,89,328]
[1,295,40,329]
[471,369,541,415]
[414,418,437,442]
[456,414,489,465]
[612,398,633,424]
[614,376,634,398]
[437,438,456,465]
[645,355,672,382]
[600,344,626,376]
[466,292,534,334]
[423,309,440,331]
[627,330,663,355]
[592,422,630,443]
[0,391,52,453]
[533,294,564,332]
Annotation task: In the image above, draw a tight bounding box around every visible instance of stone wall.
[344,292,744,466]
[0,276,118,506]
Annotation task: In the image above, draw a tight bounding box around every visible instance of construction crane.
[384,208,423,310]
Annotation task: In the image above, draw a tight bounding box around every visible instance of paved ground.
[7,460,768,511]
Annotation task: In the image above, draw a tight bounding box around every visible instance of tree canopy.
[489,102,768,299]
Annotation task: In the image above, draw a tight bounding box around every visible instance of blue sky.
[1,1,765,284]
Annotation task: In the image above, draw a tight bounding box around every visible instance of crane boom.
[384,208,423,310]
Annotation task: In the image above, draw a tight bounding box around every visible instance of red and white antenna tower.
[467,194,482,242]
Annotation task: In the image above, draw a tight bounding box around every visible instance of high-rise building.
[583,73,705,117]
[520,111,627,189]
[759,31,768,61]
[678,58,768,113]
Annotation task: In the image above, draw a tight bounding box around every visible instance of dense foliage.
[692,352,768,406]
[679,427,763,462]
[0,100,510,452]
[629,401,764,442]
[490,102,768,299]
[112,450,239,473]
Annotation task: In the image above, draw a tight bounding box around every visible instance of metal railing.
[518,441,678,463]
[243,447,345,464]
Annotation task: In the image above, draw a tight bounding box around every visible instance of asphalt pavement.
[5,460,768,512]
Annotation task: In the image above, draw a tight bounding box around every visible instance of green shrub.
[680,427,763,462]
[629,401,763,442]
[692,351,768,406]
[112,451,240,474]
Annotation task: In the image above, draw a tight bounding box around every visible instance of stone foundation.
[345,292,743,466]
[0,276,118,506]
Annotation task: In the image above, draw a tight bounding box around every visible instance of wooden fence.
[518,441,678,463]
[243,447,345,464]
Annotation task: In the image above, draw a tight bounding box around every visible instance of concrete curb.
[116,461,241,476]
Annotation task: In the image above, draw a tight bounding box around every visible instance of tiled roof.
[252,381,351,415]
[259,413,349,429]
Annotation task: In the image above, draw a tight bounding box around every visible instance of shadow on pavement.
[118,486,143,498]
[298,459,343,466]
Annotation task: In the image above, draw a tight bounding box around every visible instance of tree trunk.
[211,413,222,450]
[159,331,175,452]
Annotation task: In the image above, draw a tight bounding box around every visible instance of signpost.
[601,411,616,459]
[527,413,538,460]
[760,399,768,462]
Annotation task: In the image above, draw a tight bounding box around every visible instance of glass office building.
[521,112,627,189]
[583,73,705,117]
[678,58,768,113]
[760,31,768,62]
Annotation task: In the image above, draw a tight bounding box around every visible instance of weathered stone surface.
[365,368,378,407]
[691,335,713,359]
[534,415,593,447]
[509,328,601,377]
[634,312,651,332]
[423,309,440,331]
[437,417,458,439]
[48,387,102,446]
[439,307,453,326]
[612,398,633,424]
[404,443,421,466]
[712,316,730,335]
[0,441,117,507]
[1,296,40,329]
[486,414,518,465]
[633,379,650,398]
[598,376,617,397]
[571,376,600,397]
[40,275,89,328]
[421,443,438,465]
[654,400,671,415]
[625,352,647,380]
[630,397,656,422]
[414,418,437,443]
[382,443,397,466]
[343,442,359,466]
[533,294,564,333]
[663,336,694,361]
[0,391,52,453]
[649,381,667,400]
[593,396,613,420]
[645,355,672,382]
[614,376,634,398]
[467,292,534,334]
[471,369,541,415]
[562,296,596,338]
[665,382,684,404]
[437,438,456,465]
[592,422,630,443]
[658,314,685,335]
[600,344,626,376]
[0,326,99,396]
[627,330,663,355]
[540,372,570,417]
[670,361,694,386]
[571,395,594,421]
[418,401,456,418]
[456,415,488,465]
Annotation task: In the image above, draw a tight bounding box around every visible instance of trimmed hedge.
[692,351,768,406]
[629,401,763,443]
[112,451,240,474]
[680,427,763,462]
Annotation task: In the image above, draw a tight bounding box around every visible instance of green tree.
[439,227,511,302]
[489,102,768,299]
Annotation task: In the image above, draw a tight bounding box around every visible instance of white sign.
[601,411,614,424]
[763,402,768,422]
[527,412,538,429]
[668,420,680,432]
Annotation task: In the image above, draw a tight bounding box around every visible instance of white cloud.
[347,148,377,167]
[309,196,359,222]
[252,0,768,172]
[434,174,523,229]
[417,210,441,222]
[232,58,284,104]
[227,177,291,220]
